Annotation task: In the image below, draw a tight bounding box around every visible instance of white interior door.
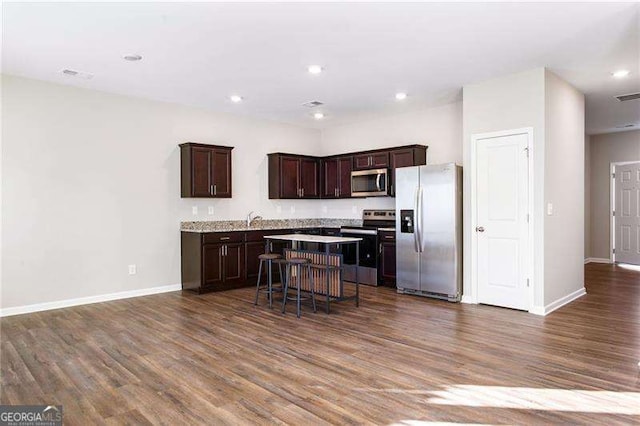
[476,133,529,310]
[615,162,640,265]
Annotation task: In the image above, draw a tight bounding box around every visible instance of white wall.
[1,75,322,309]
[462,68,546,309]
[319,102,463,218]
[544,70,585,305]
[588,130,640,259]
[585,134,591,259]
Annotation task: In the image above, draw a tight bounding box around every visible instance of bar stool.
[254,253,285,308]
[281,257,317,318]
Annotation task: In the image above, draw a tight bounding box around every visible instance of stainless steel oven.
[340,227,378,285]
[351,169,389,197]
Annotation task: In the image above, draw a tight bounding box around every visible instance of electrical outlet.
[192,206,198,215]
[276,205,282,214]
[352,205,357,213]
[128,264,137,275]
[322,205,328,213]
[290,206,295,213]
[208,206,214,215]
[547,203,553,216]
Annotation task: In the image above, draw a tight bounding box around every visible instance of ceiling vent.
[615,92,640,102]
[302,100,324,108]
[61,69,93,79]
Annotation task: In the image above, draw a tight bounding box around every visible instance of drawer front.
[322,227,340,236]
[203,232,244,244]
[379,231,396,241]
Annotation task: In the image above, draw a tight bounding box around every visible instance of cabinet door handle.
[379,243,383,254]
[301,188,304,197]
[220,237,230,241]
[210,185,214,195]
[213,184,217,196]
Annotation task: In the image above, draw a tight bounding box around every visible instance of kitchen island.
[264,233,362,314]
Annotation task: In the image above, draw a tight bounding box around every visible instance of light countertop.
[264,233,362,244]
[181,218,362,233]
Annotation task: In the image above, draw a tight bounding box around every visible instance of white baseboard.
[529,287,586,316]
[460,295,476,304]
[584,257,611,264]
[0,283,182,317]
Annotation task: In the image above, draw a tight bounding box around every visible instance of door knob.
[476,226,485,232]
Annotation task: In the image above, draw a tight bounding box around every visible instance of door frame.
[610,161,640,263]
[470,127,535,311]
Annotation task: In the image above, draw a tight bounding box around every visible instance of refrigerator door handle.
[417,186,424,253]
[414,187,421,252]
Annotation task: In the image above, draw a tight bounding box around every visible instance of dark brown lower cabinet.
[182,229,306,293]
[245,240,267,282]
[378,231,396,287]
[181,231,246,293]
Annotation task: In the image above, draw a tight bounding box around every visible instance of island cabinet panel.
[180,143,233,198]
[378,230,397,287]
[268,154,320,199]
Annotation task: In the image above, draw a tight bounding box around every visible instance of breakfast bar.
[264,234,362,314]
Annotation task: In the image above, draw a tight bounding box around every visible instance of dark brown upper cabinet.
[353,152,389,170]
[268,145,426,199]
[180,143,233,198]
[268,154,320,199]
[389,146,427,196]
[322,156,353,198]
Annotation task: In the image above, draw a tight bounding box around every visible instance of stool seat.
[258,253,282,260]
[287,257,311,265]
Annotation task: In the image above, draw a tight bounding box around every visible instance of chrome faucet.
[247,211,263,227]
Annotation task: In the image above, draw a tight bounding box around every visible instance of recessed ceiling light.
[123,54,142,62]
[612,70,630,78]
[61,69,93,79]
[313,112,325,120]
[229,95,243,103]
[308,65,323,75]
[395,92,408,100]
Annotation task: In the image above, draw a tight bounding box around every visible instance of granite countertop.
[180,218,362,233]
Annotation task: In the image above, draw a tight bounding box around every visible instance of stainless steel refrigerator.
[395,163,462,301]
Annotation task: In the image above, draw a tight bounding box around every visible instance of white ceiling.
[2,2,639,134]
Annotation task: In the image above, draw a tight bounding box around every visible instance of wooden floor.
[2,263,640,425]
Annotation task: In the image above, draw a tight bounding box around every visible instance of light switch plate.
[322,205,328,213]
[208,206,214,215]
[192,206,198,215]
[290,206,295,213]
[547,203,553,215]
[128,264,136,275]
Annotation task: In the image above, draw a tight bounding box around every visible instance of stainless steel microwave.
[351,168,389,197]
